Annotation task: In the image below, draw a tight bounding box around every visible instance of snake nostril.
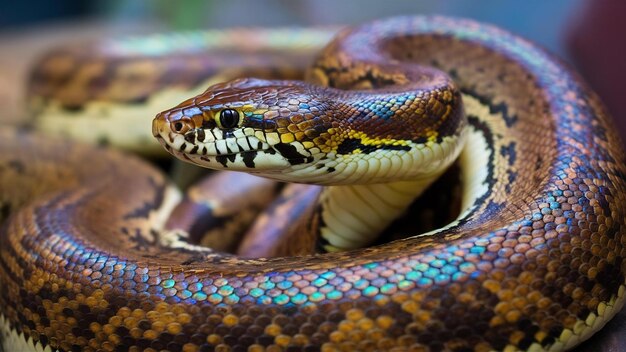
[171,119,192,134]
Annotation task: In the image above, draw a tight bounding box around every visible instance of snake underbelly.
[2,16,626,352]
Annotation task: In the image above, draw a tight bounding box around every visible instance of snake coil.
[1,16,626,352]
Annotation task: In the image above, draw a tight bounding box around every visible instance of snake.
[1,15,626,352]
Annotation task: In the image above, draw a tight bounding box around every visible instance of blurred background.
[0,1,624,349]
[0,0,590,56]
[0,0,624,137]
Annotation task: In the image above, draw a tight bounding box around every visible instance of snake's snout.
[152,109,196,139]
[152,112,167,138]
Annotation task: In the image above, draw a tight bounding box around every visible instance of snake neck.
[317,174,443,252]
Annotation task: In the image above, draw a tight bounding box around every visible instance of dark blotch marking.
[184,131,196,143]
[181,254,208,266]
[315,203,331,252]
[515,319,541,348]
[178,202,230,243]
[462,88,518,127]
[242,151,257,168]
[196,129,206,142]
[336,138,360,154]
[336,138,411,155]
[505,170,517,193]
[464,115,496,210]
[596,256,624,300]
[548,325,564,341]
[381,144,412,152]
[360,69,401,88]
[491,103,517,127]
[476,200,505,223]
[500,142,517,166]
[216,155,228,167]
[246,114,265,129]
[605,223,619,239]
[273,143,311,165]
[116,326,130,338]
[125,228,157,252]
[517,336,536,350]
[122,177,166,220]
[413,136,428,144]
[264,119,277,131]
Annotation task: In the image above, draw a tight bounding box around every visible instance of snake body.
[2,16,626,352]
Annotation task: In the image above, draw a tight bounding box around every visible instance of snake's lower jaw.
[185,148,294,172]
[152,114,170,146]
[152,118,305,173]
[153,128,291,173]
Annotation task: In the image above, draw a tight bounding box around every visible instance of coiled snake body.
[2,16,626,352]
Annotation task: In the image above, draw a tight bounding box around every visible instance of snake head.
[152,78,333,179]
[154,76,466,185]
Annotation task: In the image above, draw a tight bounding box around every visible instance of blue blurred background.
[0,0,584,57]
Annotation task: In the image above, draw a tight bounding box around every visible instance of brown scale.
[1,16,626,352]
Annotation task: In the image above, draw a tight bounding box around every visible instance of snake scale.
[2,15,626,352]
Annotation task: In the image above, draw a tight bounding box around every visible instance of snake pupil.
[219,109,240,129]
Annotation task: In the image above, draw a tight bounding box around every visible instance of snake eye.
[218,109,241,129]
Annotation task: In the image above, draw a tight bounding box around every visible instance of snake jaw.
[153,112,294,171]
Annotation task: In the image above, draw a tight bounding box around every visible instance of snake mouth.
[153,114,320,175]
[153,122,291,170]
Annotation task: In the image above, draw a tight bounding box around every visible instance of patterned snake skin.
[2,16,626,352]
